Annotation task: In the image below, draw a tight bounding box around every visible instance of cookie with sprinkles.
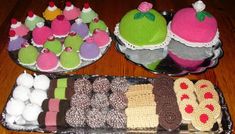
[70,93,90,109]
[86,108,106,128]
[91,93,109,109]
[106,109,127,128]
[65,107,86,127]
[110,77,129,93]
[92,77,110,93]
[109,92,128,110]
[74,78,92,95]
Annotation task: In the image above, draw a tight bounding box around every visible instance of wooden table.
[0,0,234,133]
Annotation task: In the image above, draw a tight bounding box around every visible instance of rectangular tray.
[1,74,233,133]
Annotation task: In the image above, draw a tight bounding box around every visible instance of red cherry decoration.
[86,37,94,43]
[181,94,189,101]
[200,84,208,88]
[93,17,99,23]
[42,48,50,53]
[66,1,72,7]
[28,10,34,17]
[65,47,73,52]
[49,1,55,7]
[84,2,90,9]
[69,32,76,36]
[48,36,55,41]
[9,30,16,37]
[11,18,18,24]
[57,15,65,20]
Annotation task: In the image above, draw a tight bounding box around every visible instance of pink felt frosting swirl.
[45,111,57,126]
[137,2,153,12]
[48,99,60,112]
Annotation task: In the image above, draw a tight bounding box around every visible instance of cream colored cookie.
[176,90,197,104]
[179,99,198,121]
[174,78,195,93]
[197,88,219,103]
[195,79,214,91]
[192,108,216,131]
[199,99,221,119]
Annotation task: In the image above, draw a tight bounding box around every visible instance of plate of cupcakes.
[0,72,233,133]
[8,1,112,73]
[114,1,223,76]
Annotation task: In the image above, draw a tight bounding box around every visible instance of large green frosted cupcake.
[64,32,83,52]
[60,47,81,69]
[43,36,62,56]
[89,18,107,33]
[18,43,39,65]
[118,2,167,47]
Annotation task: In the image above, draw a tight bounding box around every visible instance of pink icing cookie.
[45,111,57,126]
[48,99,60,112]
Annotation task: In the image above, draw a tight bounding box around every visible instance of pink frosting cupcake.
[51,15,71,38]
[167,0,218,69]
[36,48,59,72]
[32,22,53,47]
[10,18,29,37]
[93,29,110,48]
[63,1,81,21]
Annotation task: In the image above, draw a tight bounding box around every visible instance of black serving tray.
[1,74,233,133]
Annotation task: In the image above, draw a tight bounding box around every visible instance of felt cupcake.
[80,3,98,23]
[24,10,45,31]
[114,1,170,70]
[89,17,107,33]
[18,43,39,66]
[32,22,53,47]
[43,36,63,56]
[93,29,111,48]
[63,1,81,22]
[64,32,83,52]
[71,18,89,39]
[168,0,219,69]
[8,30,27,52]
[60,47,81,70]
[43,1,62,21]
[36,48,59,72]
[79,37,101,61]
[10,18,29,37]
[51,15,71,38]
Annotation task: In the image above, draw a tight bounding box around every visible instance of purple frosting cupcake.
[8,30,27,51]
[79,37,101,61]
[71,18,89,39]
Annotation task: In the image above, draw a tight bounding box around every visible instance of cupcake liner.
[114,23,171,50]
[53,33,69,38]
[31,39,43,48]
[79,51,102,61]
[59,59,82,71]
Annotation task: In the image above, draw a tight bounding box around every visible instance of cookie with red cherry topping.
[195,79,214,94]
[174,78,195,93]
[176,90,196,103]
[197,88,219,102]
[199,99,221,119]
[179,99,198,121]
[192,108,216,131]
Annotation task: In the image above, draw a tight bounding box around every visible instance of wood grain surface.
[0,0,234,133]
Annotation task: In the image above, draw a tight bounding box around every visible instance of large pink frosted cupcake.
[10,18,29,37]
[168,0,219,69]
[36,48,59,72]
[63,1,81,21]
[32,22,53,47]
[51,15,71,38]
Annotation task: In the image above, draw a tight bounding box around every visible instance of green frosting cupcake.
[89,18,107,33]
[81,3,98,23]
[60,47,81,69]
[18,44,39,65]
[64,33,83,52]
[43,37,62,55]
[25,11,45,31]
[119,3,167,46]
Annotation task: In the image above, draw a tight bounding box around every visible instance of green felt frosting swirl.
[54,87,66,99]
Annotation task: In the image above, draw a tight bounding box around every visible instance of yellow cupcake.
[43,1,62,21]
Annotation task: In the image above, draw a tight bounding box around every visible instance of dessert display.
[7,1,112,73]
[1,73,232,133]
[115,1,223,76]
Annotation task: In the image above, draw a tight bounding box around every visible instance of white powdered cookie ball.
[30,89,47,106]
[33,74,50,91]
[22,103,42,122]
[13,86,31,101]
[16,71,34,88]
[6,98,25,116]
